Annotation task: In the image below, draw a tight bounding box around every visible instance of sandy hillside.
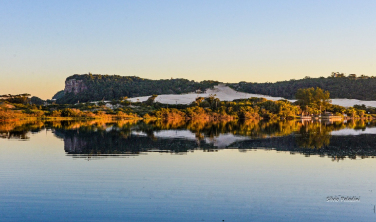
[128,84,288,104]
[128,84,376,107]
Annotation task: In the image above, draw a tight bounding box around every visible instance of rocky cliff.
[64,79,88,94]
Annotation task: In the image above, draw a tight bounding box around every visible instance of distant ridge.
[228,75,376,100]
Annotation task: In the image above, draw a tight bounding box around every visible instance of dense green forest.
[228,74,376,100]
[57,74,219,104]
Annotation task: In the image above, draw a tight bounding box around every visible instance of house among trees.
[331,72,346,77]
[359,75,369,79]
[321,111,342,120]
[331,72,365,79]
[322,111,333,116]
[299,115,312,120]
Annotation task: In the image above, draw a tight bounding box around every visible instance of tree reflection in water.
[296,121,332,149]
[1,119,376,159]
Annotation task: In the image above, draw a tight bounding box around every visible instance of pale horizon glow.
[1,0,376,99]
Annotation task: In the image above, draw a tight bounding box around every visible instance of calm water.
[1,120,376,221]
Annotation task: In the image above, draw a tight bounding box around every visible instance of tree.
[194,97,205,106]
[347,107,357,117]
[204,95,220,109]
[358,110,365,118]
[61,108,81,117]
[145,94,158,105]
[295,87,331,113]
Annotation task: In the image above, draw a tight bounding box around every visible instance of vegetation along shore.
[1,85,375,122]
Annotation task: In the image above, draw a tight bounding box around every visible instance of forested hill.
[228,76,376,100]
[57,74,220,104]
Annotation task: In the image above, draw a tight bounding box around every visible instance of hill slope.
[228,76,376,100]
[57,74,219,104]
[128,84,287,104]
[129,84,376,107]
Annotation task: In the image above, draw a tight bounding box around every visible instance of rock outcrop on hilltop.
[64,79,88,94]
[55,74,219,104]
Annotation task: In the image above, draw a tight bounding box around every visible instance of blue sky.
[1,0,376,99]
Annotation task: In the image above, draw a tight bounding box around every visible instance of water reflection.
[1,119,376,159]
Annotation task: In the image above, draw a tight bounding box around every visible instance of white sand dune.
[128,84,289,105]
[330,99,376,108]
[128,84,376,108]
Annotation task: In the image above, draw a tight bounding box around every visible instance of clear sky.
[1,0,376,99]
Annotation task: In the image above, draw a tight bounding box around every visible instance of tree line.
[2,86,376,121]
[228,74,376,100]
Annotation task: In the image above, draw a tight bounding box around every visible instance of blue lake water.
[1,120,376,221]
